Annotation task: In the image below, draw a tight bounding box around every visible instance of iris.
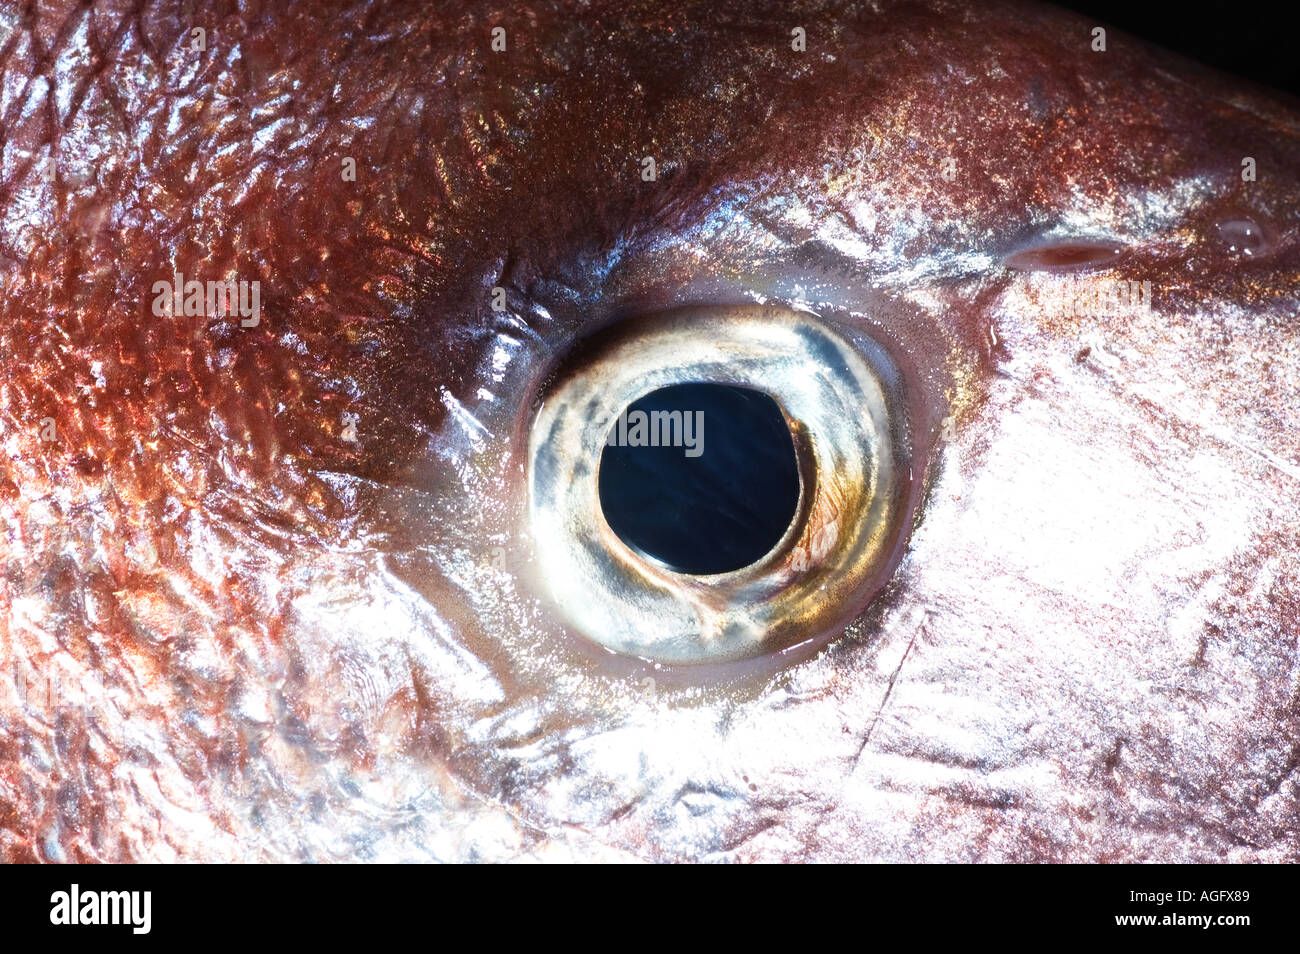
[526,305,901,664]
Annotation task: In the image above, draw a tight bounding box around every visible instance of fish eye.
[525,303,910,666]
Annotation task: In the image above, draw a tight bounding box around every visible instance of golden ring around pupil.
[526,304,899,665]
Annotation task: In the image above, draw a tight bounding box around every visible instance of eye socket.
[526,304,908,666]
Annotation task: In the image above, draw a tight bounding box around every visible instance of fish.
[0,0,1297,862]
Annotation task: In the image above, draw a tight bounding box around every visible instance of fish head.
[1,0,1298,861]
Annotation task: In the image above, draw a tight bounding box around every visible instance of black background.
[1057,1,1299,96]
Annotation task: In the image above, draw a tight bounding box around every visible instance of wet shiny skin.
[1,0,1298,861]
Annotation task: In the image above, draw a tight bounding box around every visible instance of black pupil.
[597,383,801,575]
